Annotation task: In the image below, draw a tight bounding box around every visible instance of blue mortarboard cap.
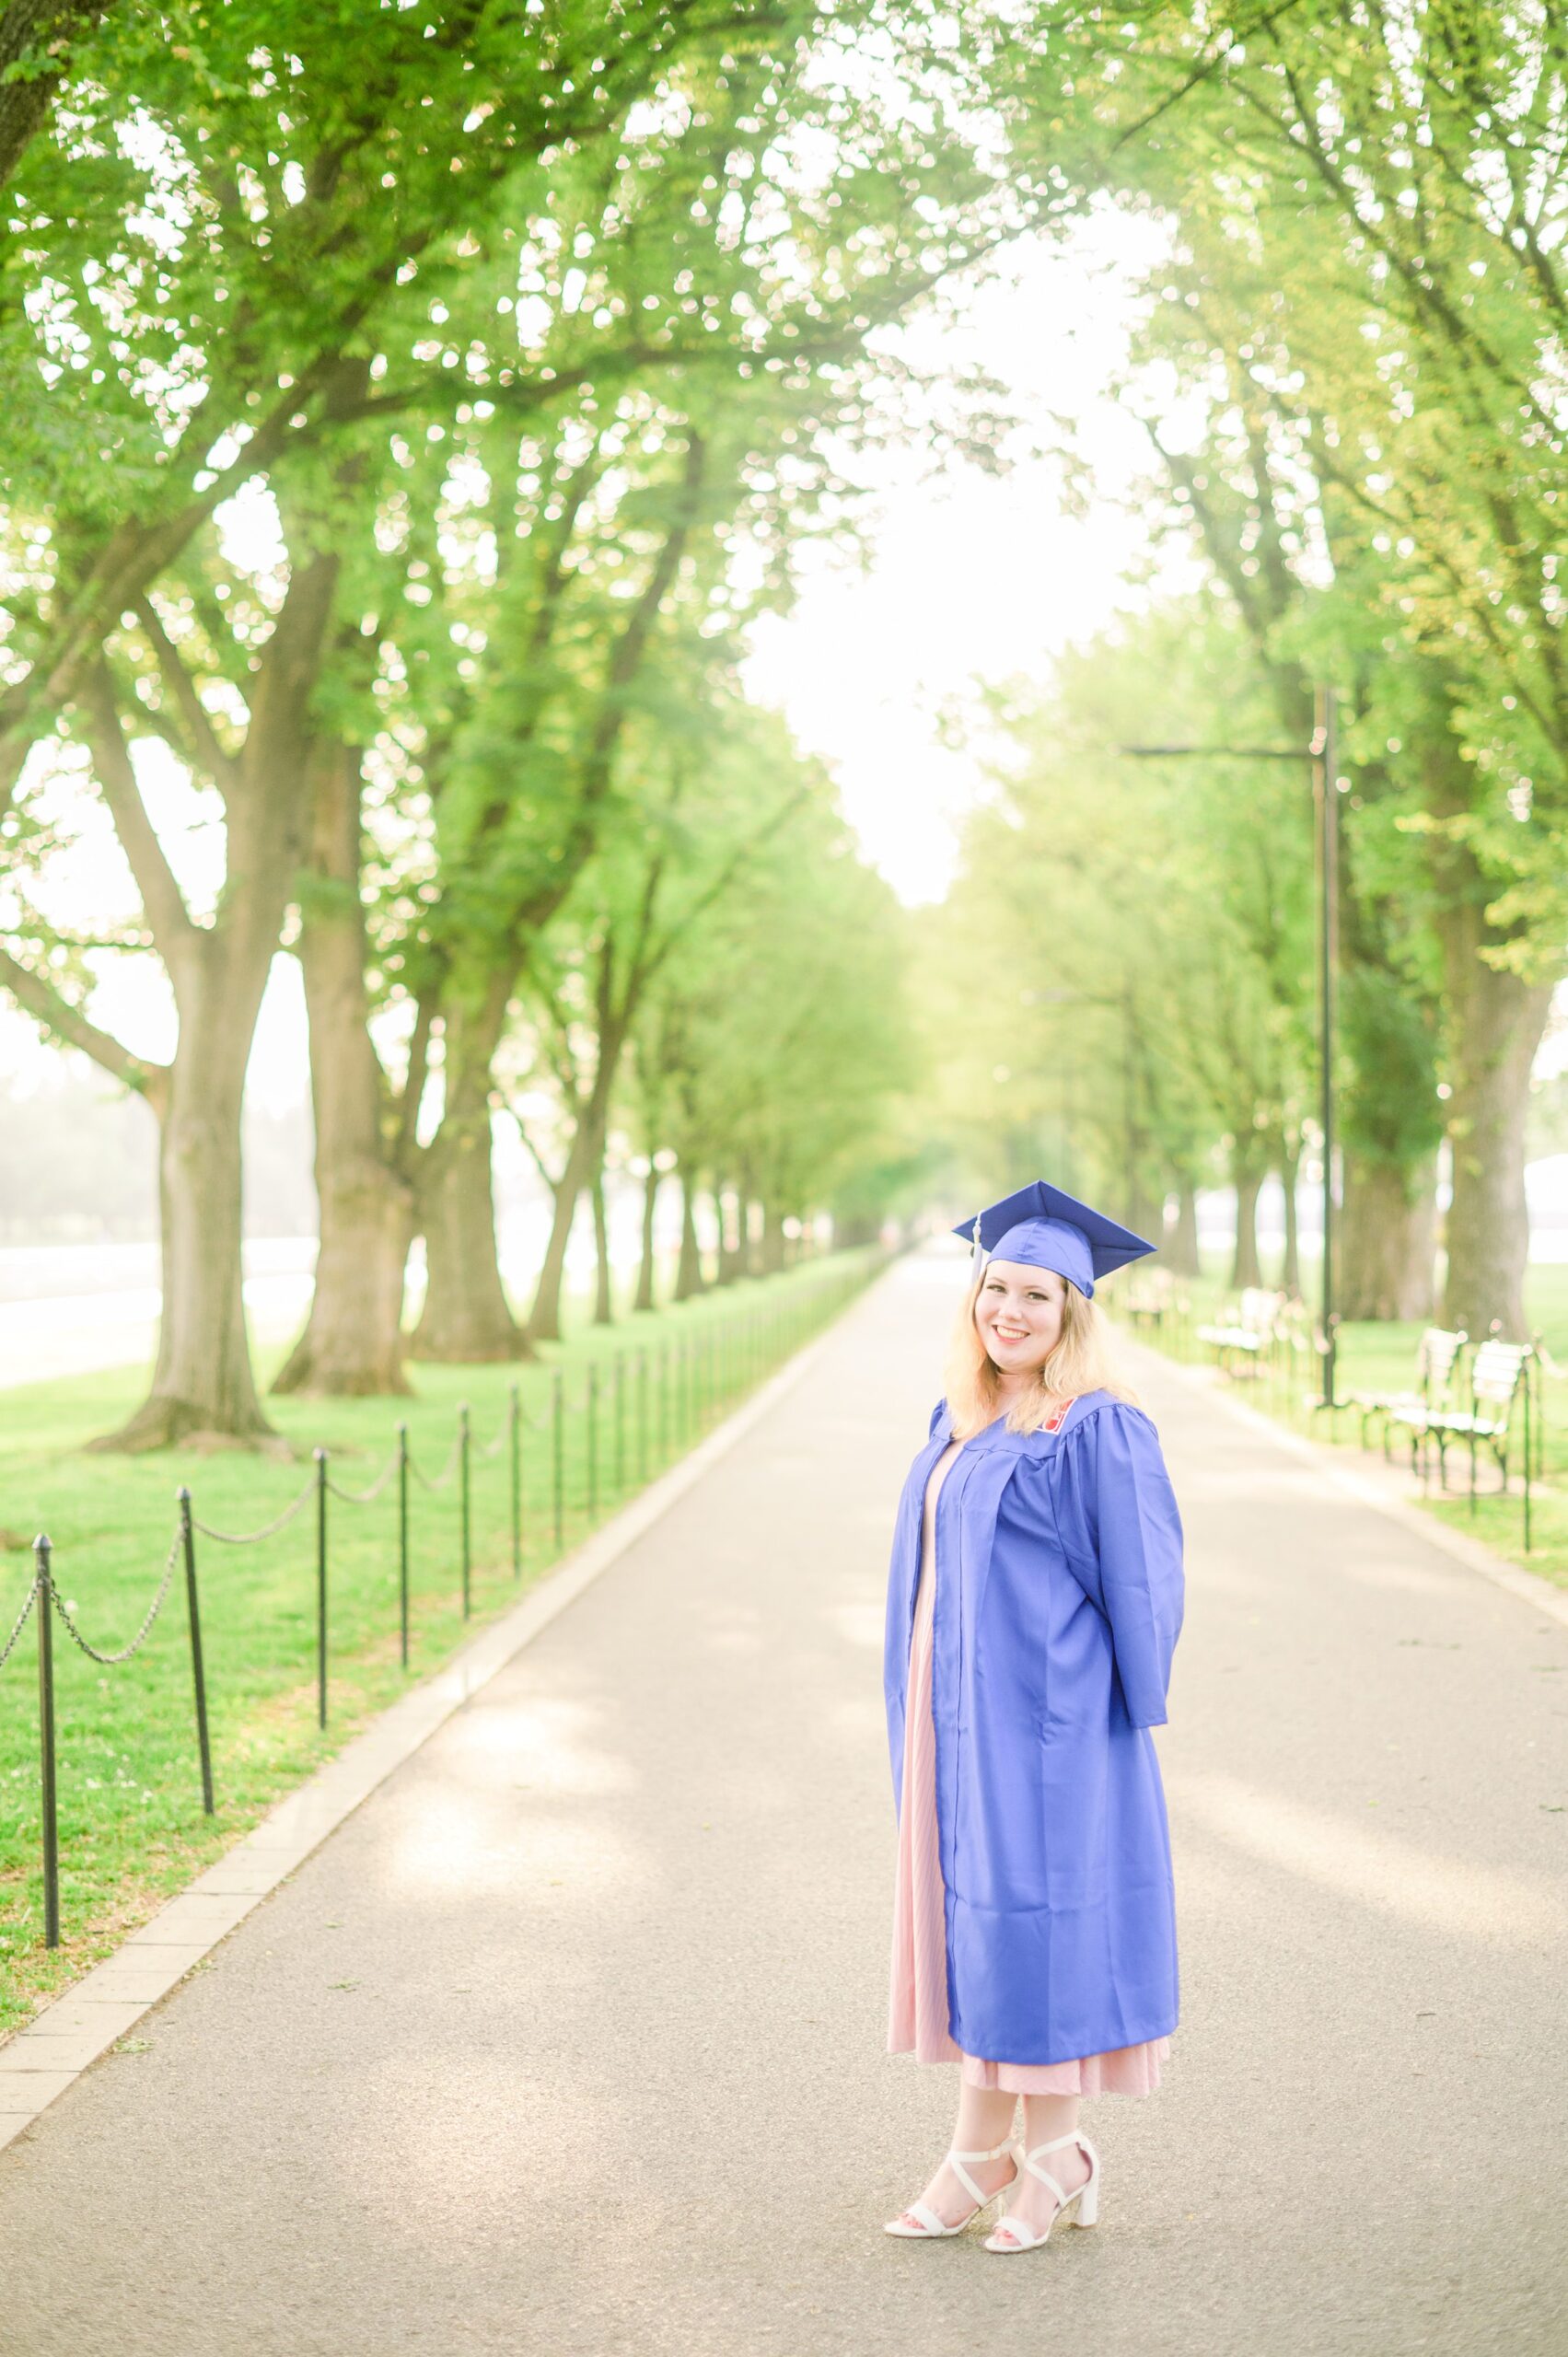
[951,1179,1156,1300]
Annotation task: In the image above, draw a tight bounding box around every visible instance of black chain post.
[552,1370,564,1551]
[459,1400,471,1617]
[1523,1344,1533,1555]
[314,1447,329,1729]
[0,1265,905,1975]
[178,1489,215,1816]
[587,1363,598,1523]
[507,1382,521,1578]
[33,1534,59,1949]
[398,1422,410,1668]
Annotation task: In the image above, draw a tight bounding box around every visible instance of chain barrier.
[325,1446,401,1506]
[192,1473,316,1544]
[7,1246,889,1951]
[407,1429,461,1492]
[0,1570,40,1671]
[49,1526,181,1665]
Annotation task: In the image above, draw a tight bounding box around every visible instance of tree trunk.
[834,1211,880,1248]
[528,1035,625,1342]
[412,980,526,1362]
[1166,1178,1201,1277]
[1437,956,1553,1339]
[85,547,341,1447]
[0,0,111,192]
[716,1178,746,1283]
[1410,712,1558,1338]
[528,1155,587,1345]
[1338,1150,1437,1323]
[635,1164,660,1311]
[592,1163,612,1325]
[1230,1160,1263,1290]
[90,947,276,1451]
[273,750,412,1396]
[675,1167,704,1299]
[760,1200,787,1274]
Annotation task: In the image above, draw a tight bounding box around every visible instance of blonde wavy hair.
[942,1263,1139,1439]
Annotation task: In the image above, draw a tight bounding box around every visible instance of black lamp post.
[1117,686,1342,1407]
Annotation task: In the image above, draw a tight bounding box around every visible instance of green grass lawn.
[0,1248,881,2032]
[1128,1251,1568,1592]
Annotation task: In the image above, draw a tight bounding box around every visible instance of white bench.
[1195,1287,1285,1379]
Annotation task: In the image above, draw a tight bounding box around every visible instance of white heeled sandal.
[983,2129,1100,2252]
[884,2134,1022,2238]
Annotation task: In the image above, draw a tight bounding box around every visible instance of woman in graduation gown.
[883,1180,1184,2254]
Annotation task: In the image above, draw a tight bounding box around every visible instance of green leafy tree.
[928,605,1318,1289]
[1003,0,1568,1330]
[633,788,913,1282]
[2,1,766,1438]
[502,697,812,1340]
[0,0,1041,1430]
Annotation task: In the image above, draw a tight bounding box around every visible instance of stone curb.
[0,1304,852,2150]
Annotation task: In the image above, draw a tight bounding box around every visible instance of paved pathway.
[1,1247,1565,2355]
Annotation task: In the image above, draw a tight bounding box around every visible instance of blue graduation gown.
[882,1389,1184,2066]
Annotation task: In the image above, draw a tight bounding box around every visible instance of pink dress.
[887,1416,1170,2096]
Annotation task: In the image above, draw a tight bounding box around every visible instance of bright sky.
[743,213,1195,905]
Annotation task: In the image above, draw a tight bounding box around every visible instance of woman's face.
[975,1258,1068,1376]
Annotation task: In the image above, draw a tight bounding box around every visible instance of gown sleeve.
[1051,1399,1185,1729]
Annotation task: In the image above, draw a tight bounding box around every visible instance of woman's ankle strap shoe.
[983,2130,1099,2252]
[884,2136,1022,2238]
